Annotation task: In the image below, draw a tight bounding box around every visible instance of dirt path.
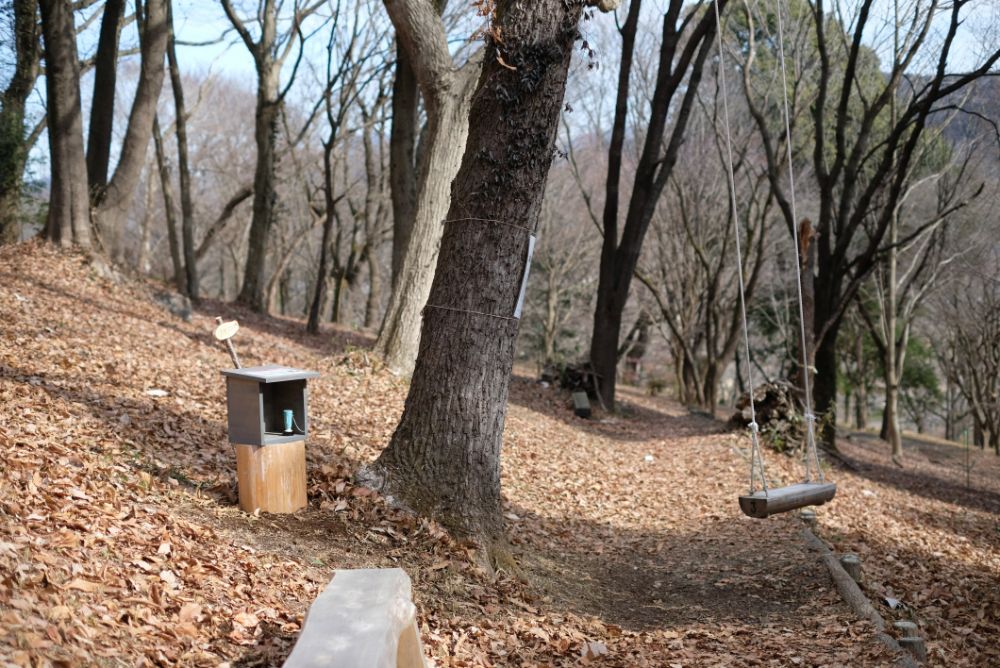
[498,381,892,665]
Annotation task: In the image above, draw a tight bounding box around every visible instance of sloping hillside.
[1,242,995,666]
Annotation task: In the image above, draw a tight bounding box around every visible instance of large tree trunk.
[0,0,41,244]
[388,41,418,287]
[237,70,280,311]
[85,0,124,194]
[813,323,839,450]
[374,0,483,375]
[39,0,91,249]
[93,0,169,255]
[361,0,590,540]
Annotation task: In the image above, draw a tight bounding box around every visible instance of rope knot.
[748,421,760,434]
[803,412,817,423]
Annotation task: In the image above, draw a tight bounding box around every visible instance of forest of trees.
[1,0,999,538]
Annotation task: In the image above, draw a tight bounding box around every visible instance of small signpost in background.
[215,318,318,513]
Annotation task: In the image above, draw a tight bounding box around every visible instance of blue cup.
[282,409,294,434]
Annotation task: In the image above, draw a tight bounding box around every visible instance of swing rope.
[772,0,824,483]
[712,0,823,494]
[710,0,767,494]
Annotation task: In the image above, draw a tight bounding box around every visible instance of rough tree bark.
[374,0,483,375]
[85,0,125,195]
[361,0,615,541]
[39,0,91,248]
[152,115,184,289]
[388,41,418,287]
[0,0,41,244]
[91,0,168,255]
[589,0,723,408]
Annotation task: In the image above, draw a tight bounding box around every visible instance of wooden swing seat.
[739,481,837,519]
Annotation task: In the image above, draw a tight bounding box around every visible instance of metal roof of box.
[221,363,320,384]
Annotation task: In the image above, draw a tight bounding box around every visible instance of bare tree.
[520,167,598,365]
[933,255,1000,454]
[39,0,91,248]
[588,0,727,409]
[91,0,169,252]
[306,2,383,333]
[388,40,416,287]
[221,0,323,311]
[740,0,999,448]
[637,79,771,415]
[85,0,125,194]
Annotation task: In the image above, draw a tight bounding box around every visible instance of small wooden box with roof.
[221,364,319,514]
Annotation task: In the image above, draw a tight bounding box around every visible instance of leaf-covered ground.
[1,243,996,666]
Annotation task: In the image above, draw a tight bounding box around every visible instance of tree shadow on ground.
[506,374,728,444]
[1,362,236,498]
[2,270,372,360]
[199,297,375,358]
[3,360,905,665]
[505,502,829,632]
[839,434,1000,516]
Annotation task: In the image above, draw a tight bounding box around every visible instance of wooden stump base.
[235,440,307,513]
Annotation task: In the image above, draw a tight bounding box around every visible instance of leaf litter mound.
[0,242,994,666]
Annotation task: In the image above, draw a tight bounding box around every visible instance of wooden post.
[840,554,862,584]
[897,635,927,663]
[235,440,307,513]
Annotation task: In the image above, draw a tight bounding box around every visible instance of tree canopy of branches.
[738,0,999,447]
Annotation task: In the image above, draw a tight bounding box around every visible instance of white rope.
[772,0,824,483]
[711,0,767,495]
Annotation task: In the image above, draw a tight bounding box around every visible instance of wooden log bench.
[283,568,426,668]
[739,481,837,518]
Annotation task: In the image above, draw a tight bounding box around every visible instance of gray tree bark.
[388,41,418,287]
[85,0,124,194]
[40,0,91,249]
[223,0,310,312]
[374,0,483,375]
[92,0,169,253]
[152,115,184,289]
[164,0,198,300]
